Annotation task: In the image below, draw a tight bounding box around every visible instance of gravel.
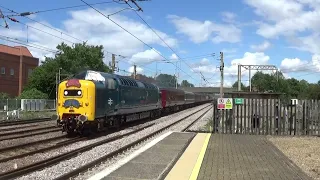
[268,136,320,180]
[0,131,64,156]
[0,125,57,136]
[0,137,70,161]
[73,104,212,180]
[187,106,213,131]
[0,120,56,131]
[14,104,210,180]
[0,124,39,131]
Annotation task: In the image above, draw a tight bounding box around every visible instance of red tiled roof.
[0,44,33,57]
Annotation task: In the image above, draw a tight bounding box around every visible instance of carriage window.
[107,78,116,89]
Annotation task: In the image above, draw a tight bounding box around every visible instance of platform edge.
[157,132,197,180]
[188,133,211,180]
[87,131,174,180]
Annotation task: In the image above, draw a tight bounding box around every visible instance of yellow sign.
[225,99,233,109]
[217,98,233,109]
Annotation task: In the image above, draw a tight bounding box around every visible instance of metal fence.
[212,98,320,136]
[0,99,56,111]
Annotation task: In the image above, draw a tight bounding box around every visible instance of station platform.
[88,132,312,180]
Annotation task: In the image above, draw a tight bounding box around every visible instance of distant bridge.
[178,87,236,95]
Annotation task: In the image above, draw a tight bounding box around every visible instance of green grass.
[202,116,214,132]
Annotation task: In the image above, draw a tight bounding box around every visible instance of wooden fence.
[212,98,320,136]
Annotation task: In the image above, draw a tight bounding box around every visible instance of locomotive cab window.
[64,89,82,96]
[106,78,116,89]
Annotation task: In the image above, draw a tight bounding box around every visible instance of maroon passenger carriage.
[159,87,186,113]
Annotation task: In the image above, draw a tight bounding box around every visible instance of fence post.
[6,99,8,112]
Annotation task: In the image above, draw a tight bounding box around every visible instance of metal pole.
[155,62,157,78]
[112,54,115,73]
[249,66,252,92]
[238,65,241,91]
[55,73,58,108]
[220,52,224,98]
[133,65,137,79]
[175,61,178,89]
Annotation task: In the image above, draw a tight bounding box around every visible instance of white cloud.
[170,53,178,60]
[190,52,273,87]
[0,7,178,66]
[191,52,272,77]
[250,41,271,52]
[191,58,217,74]
[221,12,237,23]
[280,54,320,73]
[280,58,309,72]
[225,52,271,77]
[221,48,237,59]
[128,66,143,73]
[244,0,320,39]
[222,48,237,54]
[167,15,241,44]
[286,34,320,55]
[128,48,163,65]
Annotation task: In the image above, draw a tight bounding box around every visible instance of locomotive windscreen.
[64,89,82,96]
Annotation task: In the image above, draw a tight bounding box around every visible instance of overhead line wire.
[0,1,117,15]
[0,34,59,53]
[80,0,198,82]
[1,2,209,84]
[0,36,58,53]
[1,4,130,60]
[1,5,84,43]
[124,0,210,84]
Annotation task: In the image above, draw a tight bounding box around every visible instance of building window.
[10,69,14,76]
[0,67,5,74]
[28,69,33,77]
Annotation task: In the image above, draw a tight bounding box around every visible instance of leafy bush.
[19,88,49,99]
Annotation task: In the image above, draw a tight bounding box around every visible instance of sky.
[1,0,320,87]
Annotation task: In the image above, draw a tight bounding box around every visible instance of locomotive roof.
[74,70,158,89]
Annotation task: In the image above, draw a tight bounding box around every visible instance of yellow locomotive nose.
[56,79,96,133]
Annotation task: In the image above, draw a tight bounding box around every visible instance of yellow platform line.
[189,133,211,180]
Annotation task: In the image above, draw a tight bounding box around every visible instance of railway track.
[0,123,155,180]
[0,135,81,163]
[54,104,212,180]
[182,105,212,132]
[0,118,156,164]
[0,104,211,180]
[0,118,52,127]
[0,126,60,141]
[0,124,39,132]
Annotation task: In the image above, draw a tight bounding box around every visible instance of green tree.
[25,42,112,99]
[0,92,11,99]
[307,83,320,99]
[232,81,246,90]
[181,80,194,87]
[19,88,49,99]
[155,74,177,88]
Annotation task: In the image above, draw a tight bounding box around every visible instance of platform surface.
[100,132,196,180]
[197,134,312,180]
[165,133,210,180]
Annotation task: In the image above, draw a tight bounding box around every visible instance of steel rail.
[54,104,211,180]
[0,123,155,180]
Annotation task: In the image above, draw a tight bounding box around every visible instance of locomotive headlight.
[77,91,82,95]
[64,91,68,95]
